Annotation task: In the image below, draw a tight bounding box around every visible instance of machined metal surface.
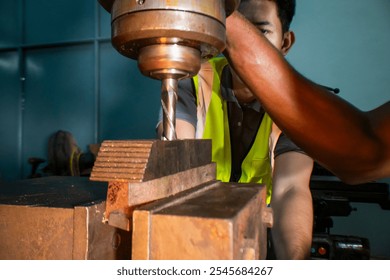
[111,8,225,62]
[106,0,233,78]
[138,44,201,80]
[132,180,269,260]
[90,139,212,182]
[99,0,240,18]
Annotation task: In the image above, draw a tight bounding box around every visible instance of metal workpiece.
[90,139,212,182]
[90,139,216,231]
[101,163,216,231]
[98,0,241,140]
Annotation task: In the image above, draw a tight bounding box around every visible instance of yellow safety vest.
[193,57,273,203]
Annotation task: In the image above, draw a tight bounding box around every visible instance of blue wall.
[0,0,160,181]
[289,0,390,112]
[0,0,389,257]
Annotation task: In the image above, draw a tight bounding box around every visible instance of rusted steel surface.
[132,181,269,260]
[0,205,74,259]
[0,177,132,260]
[126,163,215,205]
[90,139,212,182]
[103,163,216,231]
[104,181,133,231]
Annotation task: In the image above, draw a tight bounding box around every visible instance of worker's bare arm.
[271,152,314,259]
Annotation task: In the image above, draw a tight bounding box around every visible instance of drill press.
[99,0,240,140]
[93,0,271,259]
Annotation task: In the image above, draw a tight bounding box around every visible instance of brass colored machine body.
[99,0,240,140]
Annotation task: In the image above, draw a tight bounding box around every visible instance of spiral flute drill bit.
[161,78,178,140]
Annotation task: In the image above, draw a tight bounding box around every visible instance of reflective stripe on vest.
[193,57,273,204]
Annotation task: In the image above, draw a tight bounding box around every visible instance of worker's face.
[232,0,295,103]
[239,0,295,55]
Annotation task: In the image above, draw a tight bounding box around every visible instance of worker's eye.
[255,25,271,35]
[253,23,272,36]
[260,29,270,35]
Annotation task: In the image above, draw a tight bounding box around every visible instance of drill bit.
[161,78,178,140]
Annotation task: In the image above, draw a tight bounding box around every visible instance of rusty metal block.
[90,139,212,182]
[132,181,269,260]
[0,177,132,260]
[90,139,216,231]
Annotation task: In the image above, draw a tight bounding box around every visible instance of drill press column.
[99,0,240,140]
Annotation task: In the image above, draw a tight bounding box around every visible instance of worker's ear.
[281,30,295,56]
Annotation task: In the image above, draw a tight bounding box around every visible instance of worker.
[224,2,390,185]
[157,0,314,259]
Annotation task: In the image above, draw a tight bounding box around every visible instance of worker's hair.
[276,0,296,33]
[239,0,296,34]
